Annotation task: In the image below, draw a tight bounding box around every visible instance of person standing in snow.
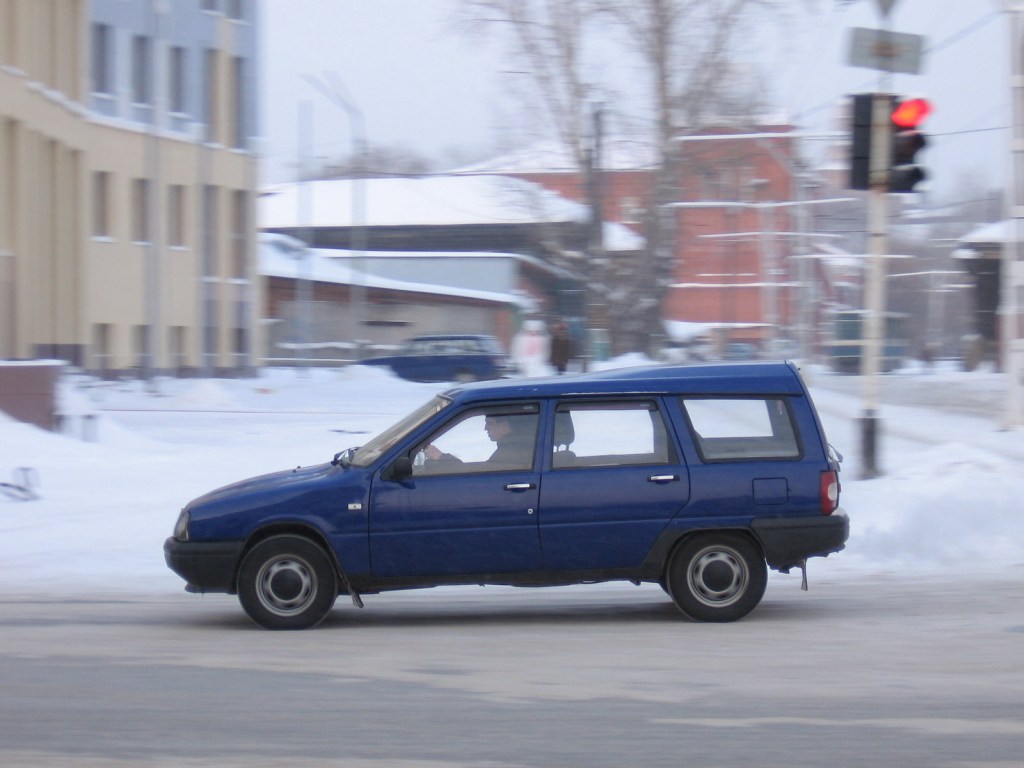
[549,319,571,374]
[511,319,551,377]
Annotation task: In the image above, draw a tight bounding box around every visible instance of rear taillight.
[820,470,840,514]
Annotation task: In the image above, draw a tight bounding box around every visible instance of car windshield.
[348,395,451,467]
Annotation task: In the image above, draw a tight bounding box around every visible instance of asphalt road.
[1,573,1021,768]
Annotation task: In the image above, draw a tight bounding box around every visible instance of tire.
[666,533,767,622]
[237,535,338,630]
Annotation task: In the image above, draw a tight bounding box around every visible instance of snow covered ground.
[2,360,1023,595]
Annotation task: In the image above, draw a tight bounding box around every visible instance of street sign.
[848,27,924,75]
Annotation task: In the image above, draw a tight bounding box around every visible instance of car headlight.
[173,510,190,541]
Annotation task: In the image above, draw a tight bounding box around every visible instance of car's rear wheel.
[237,535,338,630]
[666,533,767,622]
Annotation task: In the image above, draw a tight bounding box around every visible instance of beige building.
[0,0,260,377]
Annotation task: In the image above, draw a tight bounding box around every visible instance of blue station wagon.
[359,334,514,382]
[165,362,849,629]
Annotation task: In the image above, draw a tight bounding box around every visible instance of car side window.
[412,405,540,476]
[552,400,673,469]
[680,396,801,461]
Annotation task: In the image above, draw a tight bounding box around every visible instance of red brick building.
[503,126,804,354]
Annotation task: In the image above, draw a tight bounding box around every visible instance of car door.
[390,339,431,381]
[368,403,543,578]
[538,398,690,571]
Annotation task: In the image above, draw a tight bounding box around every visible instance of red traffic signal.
[889,97,931,193]
[891,98,932,129]
[846,94,933,193]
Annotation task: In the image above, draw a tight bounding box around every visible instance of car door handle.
[647,474,679,483]
[504,483,536,491]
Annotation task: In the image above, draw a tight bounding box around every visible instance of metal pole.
[144,0,167,386]
[297,101,313,375]
[859,94,894,478]
[858,0,897,479]
[303,73,367,362]
[1003,0,1024,427]
[351,129,367,362]
[793,161,813,365]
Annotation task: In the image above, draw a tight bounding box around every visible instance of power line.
[933,126,1007,138]
[923,10,1000,56]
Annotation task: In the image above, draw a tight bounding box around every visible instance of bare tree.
[596,0,785,351]
[304,144,435,180]
[462,1,602,170]
[460,0,803,354]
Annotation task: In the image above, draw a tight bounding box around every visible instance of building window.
[203,294,218,368]
[202,0,219,12]
[230,190,248,278]
[168,184,185,247]
[232,326,248,365]
[204,49,219,142]
[92,323,112,374]
[231,56,247,149]
[132,178,151,242]
[134,324,150,370]
[91,24,113,94]
[202,185,218,275]
[227,0,245,21]
[169,45,187,114]
[92,171,111,238]
[132,35,152,104]
[170,326,187,372]
[619,196,642,224]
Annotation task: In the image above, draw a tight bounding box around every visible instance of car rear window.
[680,397,800,462]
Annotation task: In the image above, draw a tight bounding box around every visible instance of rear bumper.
[163,537,243,594]
[752,510,850,570]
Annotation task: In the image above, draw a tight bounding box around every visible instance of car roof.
[410,334,496,341]
[443,361,806,403]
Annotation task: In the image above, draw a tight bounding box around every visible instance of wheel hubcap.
[256,556,316,616]
[688,546,747,608]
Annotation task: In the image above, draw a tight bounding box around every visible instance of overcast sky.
[258,0,1008,204]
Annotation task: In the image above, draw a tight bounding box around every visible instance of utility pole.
[144,0,168,386]
[1003,0,1024,427]
[303,73,368,363]
[858,88,892,478]
[296,100,314,374]
[855,0,909,479]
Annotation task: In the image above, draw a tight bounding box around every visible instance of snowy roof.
[260,174,588,230]
[261,175,643,254]
[260,234,530,307]
[958,220,1013,246]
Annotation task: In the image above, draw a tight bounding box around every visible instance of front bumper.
[752,509,850,570]
[163,537,244,594]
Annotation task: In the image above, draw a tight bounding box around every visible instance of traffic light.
[848,93,873,190]
[848,94,931,193]
[888,97,931,193]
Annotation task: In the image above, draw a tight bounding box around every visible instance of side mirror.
[385,456,413,482]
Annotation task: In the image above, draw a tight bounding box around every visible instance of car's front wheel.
[237,535,338,630]
[666,533,767,622]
